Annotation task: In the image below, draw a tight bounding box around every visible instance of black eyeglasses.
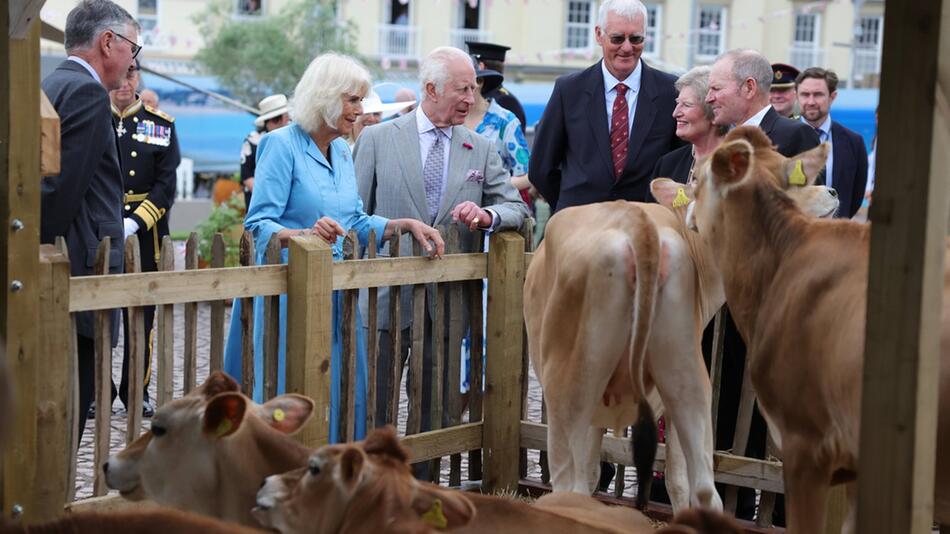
[608,33,646,46]
[112,31,142,59]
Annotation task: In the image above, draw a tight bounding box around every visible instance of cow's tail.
[627,205,661,511]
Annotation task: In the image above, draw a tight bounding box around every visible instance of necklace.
[687,146,697,185]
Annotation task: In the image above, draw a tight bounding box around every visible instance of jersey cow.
[104,371,314,526]
[524,161,838,511]
[686,125,950,533]
[253,425,743,534]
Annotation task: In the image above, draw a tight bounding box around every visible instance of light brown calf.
[104,371,314,526]
[687,125,950,533]
[253,426,745,534]
[0,508,266,534]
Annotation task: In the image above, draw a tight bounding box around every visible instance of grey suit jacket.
[354,109,529,330]
[41,60,124,342]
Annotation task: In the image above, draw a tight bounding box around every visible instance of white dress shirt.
[742,104,772,128]
[602,60,642,136]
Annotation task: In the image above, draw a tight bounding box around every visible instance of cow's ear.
[651,178,694,211]
[710,139,754,189]
[199,371,240,399]
[782,143,829,187]
[411,484,476,529]
[203,392,247,439]
[336,447,366,493]
[259,394,315,435]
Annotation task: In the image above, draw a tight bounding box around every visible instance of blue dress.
[223,124,388,443]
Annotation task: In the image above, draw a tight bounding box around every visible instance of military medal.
[116,120,127,138]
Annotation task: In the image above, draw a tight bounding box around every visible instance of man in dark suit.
[529,0,680,211]
[705,49,820,527]
[706,49,820,157]
[41,0,141,444]
[465,41,527,132]
[796,67,868,219]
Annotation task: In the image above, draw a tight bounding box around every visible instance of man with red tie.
[529,0,680,211]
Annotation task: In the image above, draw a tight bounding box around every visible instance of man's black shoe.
[142,400,155,418]
[597,461,616,492]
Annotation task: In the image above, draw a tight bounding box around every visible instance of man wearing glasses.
[41,0,141,444]
[529,0,680,211]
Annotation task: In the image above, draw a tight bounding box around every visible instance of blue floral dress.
[223,124,387,443]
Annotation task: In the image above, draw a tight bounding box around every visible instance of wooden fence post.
[286,236,333,448]
[33,245,72,520]
[482,231,524,493]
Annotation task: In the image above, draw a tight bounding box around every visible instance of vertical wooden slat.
[407,240,425,437]
[519,220,534,480]
[1,18,42,521]
[430,270,445,481]
[386,233,402,427]
[446,226,463,486]
[755,438,779,528]
[709,307,727,437]
[482,231,525,493]
[239,231,256,398]
[614,427,628,498]
[286,236,334,447]
[56,237,79,504]
[92,239,112,497]
[34,245,72,518]
[366,230,378,430]
[182,233,198,394]
[540,400,550,485]
[468,232,485,482]
[209,233,226,372]
[124,236,144,442]
[340,231,358,442]
[723,345,757,514]
[857,3,948,534]
[156,236,175,406]
[263,235,281,401]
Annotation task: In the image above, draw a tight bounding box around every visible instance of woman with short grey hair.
[223,53,443,443]
[651,66,728,185]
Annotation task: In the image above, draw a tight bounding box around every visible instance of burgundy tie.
[610,83,629,181]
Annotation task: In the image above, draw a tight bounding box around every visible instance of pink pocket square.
[465,169,484,183]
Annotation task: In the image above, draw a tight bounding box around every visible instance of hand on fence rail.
[386,218,444,258]
[450,200,491,232]
[309,216,347,244]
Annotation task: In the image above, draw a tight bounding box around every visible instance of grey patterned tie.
[422,129,445,223]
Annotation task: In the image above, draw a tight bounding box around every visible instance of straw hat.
[254,94,289,128]
[361,90,415,118]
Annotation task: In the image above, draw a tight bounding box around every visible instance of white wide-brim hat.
[255,94,289,128]
[361,90,415,118]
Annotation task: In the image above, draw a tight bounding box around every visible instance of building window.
[237,0,263,16]
[451,0,488,50]
[853,15,883,85]
[565,0,596,50]
[137,0,162,49]
[790,12,822,68]
[696,4,726,60]
[644,3,661,57]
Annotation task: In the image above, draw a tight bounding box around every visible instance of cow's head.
[682,126,837,237]
[104,371,314,518]
[254,426,476,533]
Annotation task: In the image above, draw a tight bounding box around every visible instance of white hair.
[597,0,647,29]
[419,46,472,101]
[290,53,371,133]
[717,48,773,96]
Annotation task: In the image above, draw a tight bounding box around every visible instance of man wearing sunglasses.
[41,0,141,444]
[530,0,680,212]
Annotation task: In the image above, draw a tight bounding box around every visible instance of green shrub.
[195,195,246,267]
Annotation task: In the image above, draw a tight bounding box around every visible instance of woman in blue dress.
[223,53,444,443]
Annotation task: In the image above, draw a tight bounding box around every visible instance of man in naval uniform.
[465,41,528,131]
[110,59,180,417]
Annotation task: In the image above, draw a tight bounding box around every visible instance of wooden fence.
[29,225,793,531]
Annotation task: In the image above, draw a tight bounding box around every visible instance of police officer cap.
[771,63,800,89]
[465,41,511,63]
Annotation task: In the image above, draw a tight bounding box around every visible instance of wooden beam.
[63,496,157,515]
[285,236,333,448]
[482,232,525,493]
[402,423,483,463]
[39,90,59,176]
[518,421,785,494]
[8,0,44,39]
[857,2,949,533]
[1,17,42,523]
[68,255,488,312]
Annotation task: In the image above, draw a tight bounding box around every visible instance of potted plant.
[195,195,246,267]
[212,171,245,207]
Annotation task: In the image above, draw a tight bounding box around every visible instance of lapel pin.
[462,142,473,150]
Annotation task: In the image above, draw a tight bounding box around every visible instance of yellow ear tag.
[273,408,286,422]
[421,498,448,529]
[215,419,233,438]
[789,159,807,186]
[672,187,690,208]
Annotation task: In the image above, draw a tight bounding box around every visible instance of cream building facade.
[40,0,885,86]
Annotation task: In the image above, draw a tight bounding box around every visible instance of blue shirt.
[245,123,388,261]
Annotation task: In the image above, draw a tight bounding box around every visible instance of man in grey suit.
[355,46,529,444]
[41,0,140,443]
